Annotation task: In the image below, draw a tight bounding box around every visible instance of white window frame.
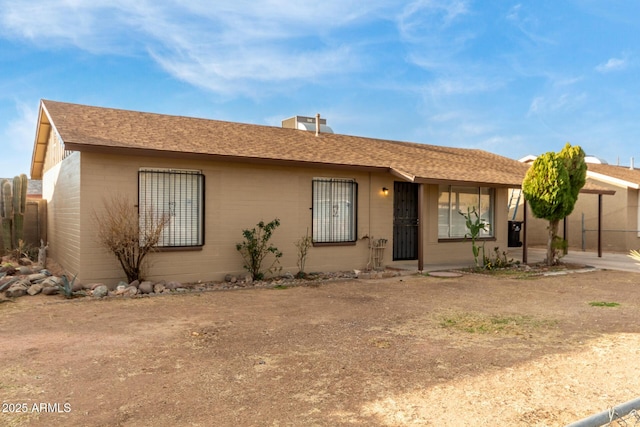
[438,185,494,239]
[138,168,204,247]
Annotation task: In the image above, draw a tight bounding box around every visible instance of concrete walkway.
[387,248,640,274]
[515,247,640,273]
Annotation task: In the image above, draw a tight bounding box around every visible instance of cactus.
[19,174,27,214]
[0,174,28,253]
[13,212,24,248]
[1,218,10,252]
[0,181,11,253]
[0,178,8,218]
[1,180,11,219]
[12,176,21,214]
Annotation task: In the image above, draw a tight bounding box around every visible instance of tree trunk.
[547,219,560,266]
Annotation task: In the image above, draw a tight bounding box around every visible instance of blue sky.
[1,1,639,178]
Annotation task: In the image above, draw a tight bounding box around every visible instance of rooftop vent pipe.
[631,157,635,170]
[315,113,320,136]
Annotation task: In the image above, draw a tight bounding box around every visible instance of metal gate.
[393,181,419,260]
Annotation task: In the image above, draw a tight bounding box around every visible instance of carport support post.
[418,183,424,271]
[563,216,568,255]
[598,194,602,258]
[522,198,528,264]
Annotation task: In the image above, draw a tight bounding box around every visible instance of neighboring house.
[30,99,530,285]
[572,163,639,252]
[514,157,634,253]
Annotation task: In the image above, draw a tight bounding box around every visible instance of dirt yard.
[2,268,640,426]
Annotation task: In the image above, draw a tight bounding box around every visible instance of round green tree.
[522,143,586,265]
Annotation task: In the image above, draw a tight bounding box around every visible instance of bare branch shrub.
[93,195,169,283]
[294,229,312,278]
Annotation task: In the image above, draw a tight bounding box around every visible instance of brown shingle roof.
[587,163,640,187]
[35,99,530,186]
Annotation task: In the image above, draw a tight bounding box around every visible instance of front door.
[393,182,419,260]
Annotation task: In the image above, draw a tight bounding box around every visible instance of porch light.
[382,187,389,196]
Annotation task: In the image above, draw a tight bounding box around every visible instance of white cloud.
[398,0,469,40]
[0,1,396,95]
[506,4,521,22]
[527,92,587,116]
[595,56,628,73]
[504,3,555,45]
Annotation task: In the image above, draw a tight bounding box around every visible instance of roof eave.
[62,142,391,174]
[30,101,52,180]
[587,170,640,190]
[413,177,523,188]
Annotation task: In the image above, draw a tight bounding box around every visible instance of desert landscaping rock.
[41,286,59,295]
[6,282,28,298]
[17,266,32,275]
[27,284,43,296]
[41,277,62,287]
[114,285,138,296]
[27,273,47,282]
[1,266,17,276]
[138,281,154,294]
[92,285,109,298]
[165,281,181,290]
[154,283,166,294]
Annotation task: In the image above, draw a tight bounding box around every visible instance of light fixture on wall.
[382,187,389,196]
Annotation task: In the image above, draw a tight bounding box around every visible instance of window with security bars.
[139,169,204,247]
[312,178,357,243]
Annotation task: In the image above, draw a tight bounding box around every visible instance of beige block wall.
[43,151,513,285]
[43,152,81,276]
[423,185,510,265]
[77,152,398,285]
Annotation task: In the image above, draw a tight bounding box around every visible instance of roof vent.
[282,115,334,135]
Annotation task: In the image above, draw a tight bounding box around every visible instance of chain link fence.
[567,398,640,427]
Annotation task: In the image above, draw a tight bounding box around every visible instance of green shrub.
[236,219,283,280]
[483,247,515,270]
